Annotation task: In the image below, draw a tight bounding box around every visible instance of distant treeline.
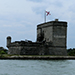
[67,48,75,56]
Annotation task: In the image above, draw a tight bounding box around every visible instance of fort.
[7,19,67,55]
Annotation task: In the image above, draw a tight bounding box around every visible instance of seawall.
[0,56,75,60]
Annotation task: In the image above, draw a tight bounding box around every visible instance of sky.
[0,0,75,49]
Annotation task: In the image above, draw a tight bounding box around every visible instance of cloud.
[0,0,74,49]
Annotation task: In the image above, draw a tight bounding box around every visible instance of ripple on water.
[0,60,74,75]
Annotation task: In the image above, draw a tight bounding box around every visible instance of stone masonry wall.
[53,25,67,47]
[8,44,50,55]
[48,47,67,55]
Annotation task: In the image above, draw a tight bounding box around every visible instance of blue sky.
[0,0,75,49]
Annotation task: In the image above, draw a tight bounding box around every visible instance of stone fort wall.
[7,19,67,55]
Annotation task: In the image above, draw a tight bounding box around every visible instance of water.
[0,60,75,75]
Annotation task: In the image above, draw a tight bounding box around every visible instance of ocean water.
[0,60,75,75]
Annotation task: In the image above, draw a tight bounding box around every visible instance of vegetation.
[0,47,8,54]
[67,48,75,56]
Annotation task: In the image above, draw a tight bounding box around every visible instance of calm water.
[0,60,75,75]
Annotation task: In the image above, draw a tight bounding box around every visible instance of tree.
[67,48,75,56]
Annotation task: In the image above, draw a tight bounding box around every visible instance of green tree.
[0,50,6,54]
[67,48,75,56]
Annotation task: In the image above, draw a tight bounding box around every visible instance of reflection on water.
[0,60,74,75]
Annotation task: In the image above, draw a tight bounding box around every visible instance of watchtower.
[37,19,67,55]
[7,36,11,48]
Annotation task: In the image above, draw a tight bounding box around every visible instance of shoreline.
[0,56,75,60]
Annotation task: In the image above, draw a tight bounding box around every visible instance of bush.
[0,50,6,54]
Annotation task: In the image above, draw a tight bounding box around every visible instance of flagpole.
[45,10,46,23]
[44,10,51,23]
